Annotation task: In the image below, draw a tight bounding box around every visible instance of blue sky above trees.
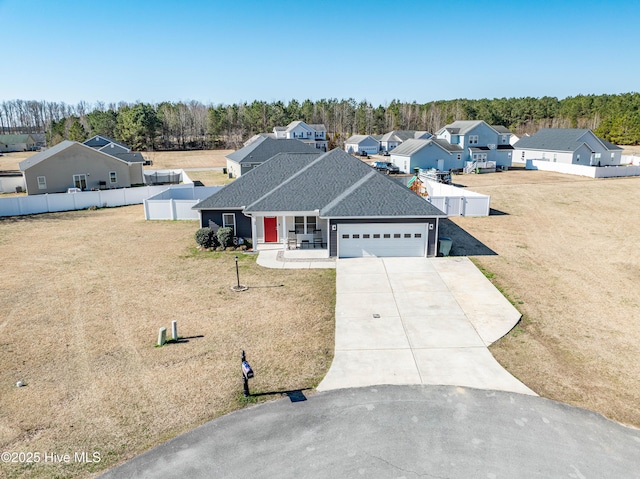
[1,0,639,106]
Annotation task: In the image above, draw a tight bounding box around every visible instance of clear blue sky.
[1,0,638,106]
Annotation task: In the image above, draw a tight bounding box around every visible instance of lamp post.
[235,256,240,289]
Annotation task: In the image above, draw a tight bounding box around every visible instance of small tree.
[195,227,218,249]
[216,227,233,248]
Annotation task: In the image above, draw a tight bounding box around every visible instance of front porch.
[252,214,330,256]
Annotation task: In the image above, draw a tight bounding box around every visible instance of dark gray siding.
[200,209,252,239]
[329,217,438,257]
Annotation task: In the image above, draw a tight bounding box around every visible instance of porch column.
[251,216,257,249]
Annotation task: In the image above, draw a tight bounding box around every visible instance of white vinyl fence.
[526,160,640,178]
[0,186,168,217]
[424,179,490,217]
[144,185,223,220]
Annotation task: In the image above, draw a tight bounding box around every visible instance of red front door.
[264,217,278,243]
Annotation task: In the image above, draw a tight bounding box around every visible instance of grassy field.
[0,207,335,478]
[447,168,640,428]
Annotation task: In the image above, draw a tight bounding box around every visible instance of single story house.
[512,128,622,166]
[380,130,432,152]
[194,148,446,258]
[18,140,144,195]
[344,135,380,155]
[390,139,464,173]
[225,136,318,178]
[0,134,37,152]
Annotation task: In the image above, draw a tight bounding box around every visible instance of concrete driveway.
[318,257,535,395]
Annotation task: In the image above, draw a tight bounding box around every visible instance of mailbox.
[242,360,254,379]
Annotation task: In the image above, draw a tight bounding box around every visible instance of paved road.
[318,257,535,395]
[99,385,640,479]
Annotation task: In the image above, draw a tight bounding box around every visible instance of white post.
[158,327,166,346]
[171,321,178,341]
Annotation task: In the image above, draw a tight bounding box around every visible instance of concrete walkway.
[256,247,336,269]
[99,385,640,479]
[318,257,535,395]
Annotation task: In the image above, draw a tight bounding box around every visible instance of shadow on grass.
[247,284,285,289]
[438,219,497,256]
[249,388,311,403]
[163,335,205,345]
[489,208,509,216]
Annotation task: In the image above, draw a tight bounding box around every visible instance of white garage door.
[338,223,428,258]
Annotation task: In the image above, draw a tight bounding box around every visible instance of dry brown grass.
[141,150,232,169]
[0,206,335,478]
[449,167,640,428]
[0,152,36,171]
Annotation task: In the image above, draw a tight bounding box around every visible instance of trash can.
[222,167,227,174]
[438,237,453,257]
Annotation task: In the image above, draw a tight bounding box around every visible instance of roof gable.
[513,128,619,152]
[19,140,134,171]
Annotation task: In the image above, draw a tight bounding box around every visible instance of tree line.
[1,93,639,150]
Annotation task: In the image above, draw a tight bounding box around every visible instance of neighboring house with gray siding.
[380,130,432,152]
[435,120,514,167]
[225,136,318,178]
[390,139,464,173]
[194,149,445,258]
[512,128,622,166]
[19,141,144,195]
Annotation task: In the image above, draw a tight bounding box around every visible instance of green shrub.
[195,227,218,249]
[217,227,234,247]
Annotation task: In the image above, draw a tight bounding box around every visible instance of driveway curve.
[318,257,535,395]
[99,385,640,479]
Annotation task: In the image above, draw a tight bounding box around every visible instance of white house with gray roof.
[226,136,318,177]
[512,128,622,166]
[194,148,446,258]
[344,135,380,155]
[390,139,465,173]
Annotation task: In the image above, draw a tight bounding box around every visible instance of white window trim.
[222,213,236,234]
[109,171,117,183]
[37,176,47,189]
[73,174,87,189]
[294,216,317,234]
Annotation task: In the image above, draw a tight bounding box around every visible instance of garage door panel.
[338,223,427,258]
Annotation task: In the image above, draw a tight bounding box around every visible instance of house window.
[295,216,317,234]
[502,135,507,143]
[468,135,479,145]
[373,234,380,238]
[223,213,236,234]
[73,174,87,190]
[394,233,401,238]
[342,234,349,239]
[414,233,422,238]
[456,154,461,160]
[363,234,370,239]
[404,233,411,238]
[37,176,47,190]
[383,234,390,238]
[353,234,360,239]
[576,155,580,162]
[109,171,117,183]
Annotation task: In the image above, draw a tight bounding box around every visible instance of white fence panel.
[464,196,491,216]
[526,160,640,178]
[445,196,463,216]
[424,179,490,217]
[174,200,200,220]
[0,185,170,217]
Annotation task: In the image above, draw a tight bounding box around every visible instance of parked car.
[381,150,390,156]
[372,161,400,175]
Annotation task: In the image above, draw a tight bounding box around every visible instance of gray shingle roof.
[513,128,621,152]
[83,135,130,150]
[308,124,326,132]
[491,125,511,134]
[19,140,133,171]
[226,137,318,164]
[242,149,444,217]
[391,139,462,156]
[381,130,417,142]
[193,153,322,209]
[0,134,35,144]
